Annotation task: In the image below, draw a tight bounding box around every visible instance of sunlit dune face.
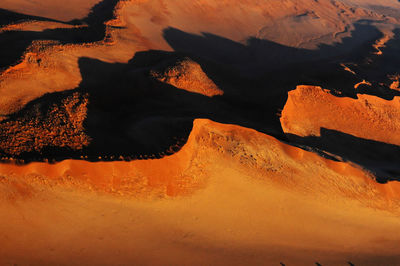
[1,0,400,264]
[281,85,400,146]
[0,0,102,21]
[1,119,398,202]
[151,58,223,97]
[119,0,382,50]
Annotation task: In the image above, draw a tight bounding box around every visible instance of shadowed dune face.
[0,0,398,119]
[0,53,226,160]
[281,85,400,181]
[1,0,400,264]
[0,0,395,113]
[0,93,90,156]
[118,0,385,49]
[1,119,400,265]
[0,22,396,162]
[287,128,400,182]
[0,8,59,27]
[0,0,398,167]
[150,57,223,97]
[1,119,399,201]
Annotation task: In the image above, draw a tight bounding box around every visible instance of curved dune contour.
[1,119,400,265]
[0,0,394,116]
[151,58,223,97]
[1,0,400,265]
[280,85,400,181]
[2,119,399,198]
[281,85,400,146]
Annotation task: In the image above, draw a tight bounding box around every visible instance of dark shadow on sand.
[162,21,400,101]
[0,8,61,26]
[287,128,400,182]
[0,0,122,70]
[0,15,399,183]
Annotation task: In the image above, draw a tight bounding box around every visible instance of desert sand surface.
[1,0,400,265]
[1,119,400,265]
[0,0,102,22]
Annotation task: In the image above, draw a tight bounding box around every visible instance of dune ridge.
[1,119,400,266]
[0,0,397,116]
[1,119,399,204]
[281,85,400,146]
[1,1,400,264]
[151,58,224,97]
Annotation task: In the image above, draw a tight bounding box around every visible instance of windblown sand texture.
[1,0,400,265]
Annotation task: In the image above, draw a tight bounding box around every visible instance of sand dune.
[281,85,400,181]
[281,85,400,146]
[2,118,397,198]
[0,0,396,116]
[1,0,400,264]
[0,0,102,22]
[1,119,400,265]
[151,58,223,97]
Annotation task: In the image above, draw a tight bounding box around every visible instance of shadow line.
[287,128,400,183]
[0,0,122,70]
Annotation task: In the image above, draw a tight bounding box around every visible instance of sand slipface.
[1,119,399,202]
[0,0,395,118]
[1,0,400,264]
[1,119,400,265]
[151,58,223,97]
[281,85,400,146]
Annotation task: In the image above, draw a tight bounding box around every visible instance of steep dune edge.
[0,0,396,116]
[1,119,400,265]
[280,85,400,181]
[151,57,223,97]
[0,21,78,34]
[1,119,399,204]
[281,85,400,146]
[1,1,400,264]
[0,0,134,116]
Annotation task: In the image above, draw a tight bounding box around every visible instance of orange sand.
[0,0,390,115]
[0,0,102,21]
[151,58,223,97]
[281,85,400,146]
[1,119,400,265]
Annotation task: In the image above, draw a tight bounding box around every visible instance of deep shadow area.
[163,21,400,102]
[163,20,381,75]
[163,21,384,70]
[0,8,60,26]
[81,0,121,26]
[0,12,399,184]
[0,0,121,70]
[287,128,400,182]
[0,50,287,163]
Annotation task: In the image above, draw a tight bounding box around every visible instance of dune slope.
[0,0,400,265]
[281,85,400,181]
[1,119,400,265]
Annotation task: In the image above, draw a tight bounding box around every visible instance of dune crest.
[1,119,399,206]
[281,85,400,146]
[1,1,400,264]
[0,0,398,116]
[151,58,223,97]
